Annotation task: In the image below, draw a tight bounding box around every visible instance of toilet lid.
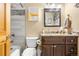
[22,48,36,56]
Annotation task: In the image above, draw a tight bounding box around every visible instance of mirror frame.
[44,8,61,27]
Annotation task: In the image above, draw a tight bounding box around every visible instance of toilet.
[22,37,38,56]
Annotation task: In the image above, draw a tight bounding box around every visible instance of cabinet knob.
[51,45,57,48]
[71,40,74,42]
[54,45,56,48]
[69,47,74,52]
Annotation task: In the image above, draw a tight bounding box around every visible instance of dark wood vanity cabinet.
[41,36,78,56]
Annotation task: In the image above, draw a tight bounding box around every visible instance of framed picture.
[44,8,61,27]
[28,7,38,21]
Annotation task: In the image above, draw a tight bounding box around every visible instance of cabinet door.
[42,45,51,56]
[50,45,54,56]
[66,45,77,56]
[0,4,5,31]
[0,4,11,56]
[5,39,10,56]
[53,45,65,56]
[0,42,5,56]
[5,4,11,56]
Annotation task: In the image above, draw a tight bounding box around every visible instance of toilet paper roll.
[37,40,41,45]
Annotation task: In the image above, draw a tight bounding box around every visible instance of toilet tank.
[26,37,38,48]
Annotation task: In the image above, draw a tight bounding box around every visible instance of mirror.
[44,8,61,27]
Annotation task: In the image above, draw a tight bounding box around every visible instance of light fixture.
[75,3,79,8]
[44,3,61,8]
[11,3,24,8]
[57,4,62,8]
[44,3,56,8]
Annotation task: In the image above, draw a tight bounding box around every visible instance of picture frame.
[44,8,61,27]
[28,7,38,21]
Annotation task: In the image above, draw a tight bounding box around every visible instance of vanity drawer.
[52,36,65,44]
[42,36,53,44]
[66,36,77,44]
[42,36,65,44]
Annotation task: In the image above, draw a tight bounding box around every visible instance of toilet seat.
[22,48,36,56]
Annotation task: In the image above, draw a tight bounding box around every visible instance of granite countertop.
[41,33,79,36]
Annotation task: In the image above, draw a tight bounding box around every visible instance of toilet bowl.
[22,48,36,56]
[22,37,38,56]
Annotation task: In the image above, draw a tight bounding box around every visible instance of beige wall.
[65,3,79,32]
[25,3,79,37]
[11,3,79,36]
[25,3,65,37]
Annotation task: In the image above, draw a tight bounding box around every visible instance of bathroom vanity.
[41,34,78,56]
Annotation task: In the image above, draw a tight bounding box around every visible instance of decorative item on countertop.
[64,14,72,34]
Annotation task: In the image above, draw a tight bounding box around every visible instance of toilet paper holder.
[37,40,41,45]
